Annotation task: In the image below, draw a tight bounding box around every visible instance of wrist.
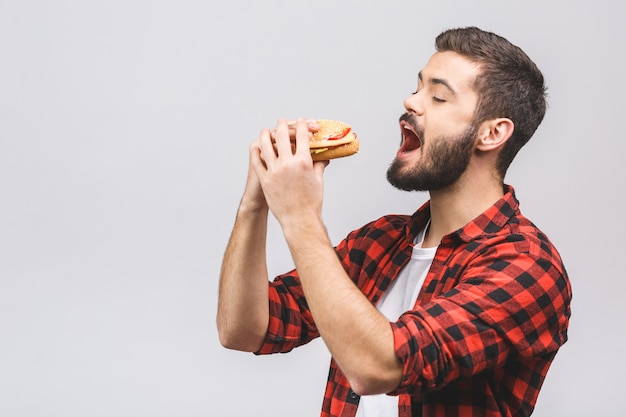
[237,197,269,220]
[281,214,329,250]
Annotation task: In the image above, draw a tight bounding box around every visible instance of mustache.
[399,112,424,137]
[399,112,418,127]
[399,112,413,124]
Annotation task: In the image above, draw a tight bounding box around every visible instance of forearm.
[217,202,270,352]
[282,216,403,395]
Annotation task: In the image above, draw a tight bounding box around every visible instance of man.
[217,26,572,417]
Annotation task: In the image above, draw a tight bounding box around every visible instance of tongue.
[400,131,421,153]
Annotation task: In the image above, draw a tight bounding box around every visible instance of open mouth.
[398,119,422,155]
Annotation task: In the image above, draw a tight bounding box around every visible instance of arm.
[252,118,403,395]
[390,244,571,395]
[216,142,271,352]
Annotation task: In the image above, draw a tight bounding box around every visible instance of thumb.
[312,160,330,177]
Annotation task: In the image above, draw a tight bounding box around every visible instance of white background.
[1,1,625,416]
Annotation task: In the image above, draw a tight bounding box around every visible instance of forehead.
[420,51,481,93]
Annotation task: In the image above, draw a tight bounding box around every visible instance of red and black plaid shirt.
[256,186,572,417]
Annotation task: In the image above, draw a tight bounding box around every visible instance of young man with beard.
[217,27,572,417]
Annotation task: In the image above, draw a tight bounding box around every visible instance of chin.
[386,160,425,192]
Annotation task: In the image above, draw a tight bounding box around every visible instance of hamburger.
[309,119,359,161]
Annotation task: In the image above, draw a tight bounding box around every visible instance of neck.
[422,175,504,248]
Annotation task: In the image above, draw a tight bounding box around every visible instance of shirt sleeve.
[255,269,320,355]
[389,239,571,395]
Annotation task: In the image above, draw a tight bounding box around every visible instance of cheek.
[429,112,473,138]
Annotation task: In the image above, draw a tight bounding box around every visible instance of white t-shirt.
[355,223,437,417]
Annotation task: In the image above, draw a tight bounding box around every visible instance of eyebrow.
[418,71,457,95]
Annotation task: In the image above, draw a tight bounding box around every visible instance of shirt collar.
[408,185,520,244]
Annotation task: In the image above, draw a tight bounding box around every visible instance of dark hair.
[435,27,547,177]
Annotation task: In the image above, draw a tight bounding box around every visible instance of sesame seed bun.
[309,119,359,160]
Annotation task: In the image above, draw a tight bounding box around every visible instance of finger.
[313,159,330,177]
[274,118,293,156]
[294,118,312,159]
[269,119,318,149]
[257,128,277,164]
[307,119,320,133]
[284,118,318,127]
[282,118,319,139]
[249,139,266,169]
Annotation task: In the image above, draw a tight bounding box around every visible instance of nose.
[403,92,424,116]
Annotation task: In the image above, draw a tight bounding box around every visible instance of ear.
[475,118,514,152]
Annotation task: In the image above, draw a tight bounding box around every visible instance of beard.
[386,116,477,192]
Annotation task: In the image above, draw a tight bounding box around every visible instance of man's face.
[387,51,481,192]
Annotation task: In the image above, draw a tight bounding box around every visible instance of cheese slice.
[311,148,329,154]
[309,132,356,149]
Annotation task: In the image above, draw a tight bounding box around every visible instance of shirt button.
[347,388,360,404]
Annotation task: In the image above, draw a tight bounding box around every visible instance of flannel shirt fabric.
[255,185,572,417]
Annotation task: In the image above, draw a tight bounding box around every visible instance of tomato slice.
[327,127,351,140]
